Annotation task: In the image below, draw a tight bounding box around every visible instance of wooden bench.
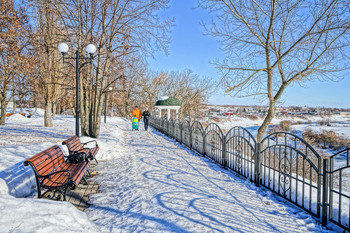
[62,136,99,163]
[24,145,90,201]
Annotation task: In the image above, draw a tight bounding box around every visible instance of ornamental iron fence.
[326,148,350,231]
[260,132,322,217]
[205,123,224,165]
[149,116,350,232]
[191,121,205,154]
[225,126,256,182]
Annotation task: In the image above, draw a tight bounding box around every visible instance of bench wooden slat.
[36,156,63,175]
[70,163,90,184]
[26,146,63,166]
[26,146,64,177]
[42,162,89,187]
[62,136,82,152]
[43,170,70,187]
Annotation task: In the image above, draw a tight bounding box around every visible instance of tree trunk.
[0,100,7,125]
[89,96,94,136]
[19,101,23,113]
[92,113,101,138]
[33,97,37,117]
[92,91,104,138]
[80,82,94,137]
[80,90,90,137]
[110,104,114,117]
[44,100,53,127]
[12,97,16,113]
[52,101,56,118]
[71,107,76,117]
[257,101,276,142]
[57,103,61,115]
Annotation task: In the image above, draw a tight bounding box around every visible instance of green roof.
[155,97,181,106]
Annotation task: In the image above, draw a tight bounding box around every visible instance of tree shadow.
[0,161,36,197]
[133,135,307,232]
[89,204,193,232]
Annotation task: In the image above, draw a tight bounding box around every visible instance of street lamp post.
[58,43,97,137]
[104,86,113,124]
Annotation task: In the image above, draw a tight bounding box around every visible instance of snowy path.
[86,120,328,232]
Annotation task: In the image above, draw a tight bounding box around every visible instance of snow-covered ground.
[213,114,350,141]
[0,110,342,232]
[216,114,350,129]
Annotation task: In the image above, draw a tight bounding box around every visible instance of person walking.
[132,106,142,130]
[142,107,151,131]
[132,106,142,121]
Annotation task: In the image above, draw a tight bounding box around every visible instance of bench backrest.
[24,145,65,177]
[62,136,83,152]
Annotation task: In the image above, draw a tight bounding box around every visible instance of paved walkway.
[42,165,99,211]
[84,120,328,232]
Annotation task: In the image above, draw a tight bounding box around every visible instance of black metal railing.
[225,126,256,182]
[326,148,350,230]
[150,116,350,231]
[260,132,322,217]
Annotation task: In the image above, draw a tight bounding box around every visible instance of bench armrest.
[82,140,98,148]
[39,169,72,186]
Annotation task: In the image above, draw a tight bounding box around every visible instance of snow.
[0,109,342,232]
[217,115,350,134]
[159,96,169,100]
[291,122,350,139]
[213,114,350,143]
[0,195,97,232]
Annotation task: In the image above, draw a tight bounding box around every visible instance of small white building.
[155,96,181,120]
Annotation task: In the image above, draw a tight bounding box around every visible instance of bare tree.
[200,0,350,142]
[165,70,213,121]
[0,0,32,124]
[56,0,172,138]
[116,56,148,117]
[135,69,214,120]
[28,0,68,127]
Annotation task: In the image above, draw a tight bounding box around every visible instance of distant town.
[202,105,350,118]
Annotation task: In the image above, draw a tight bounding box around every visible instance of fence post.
[190,128,193,149]
[254,143,261,187]
[322,158,329,227]
[166,120,168,136]
[180,123,183,144]
[172,122,175,139]
[222,135,227,169]
[203,133,206,156]
[169,120,171,137]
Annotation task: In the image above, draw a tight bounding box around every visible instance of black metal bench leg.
[63,188,68,201]
[83,176,89,185]
[87,169,92,177]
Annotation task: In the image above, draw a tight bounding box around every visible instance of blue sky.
[148,0,350,108]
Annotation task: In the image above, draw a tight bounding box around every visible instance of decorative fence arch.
[260,132,322,217]
[182,120,191,148]
[169,118,175,138]
[325,148,350,231]
[160,117,166,133]
[204,123,224,164]
[191,121,205,154]
[149,116,350,231]
[225,126,256,182]
[174,119,182,142]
